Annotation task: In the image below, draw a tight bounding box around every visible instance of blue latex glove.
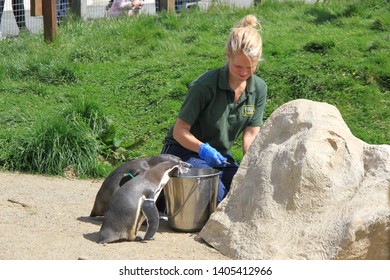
[198,143,227,167]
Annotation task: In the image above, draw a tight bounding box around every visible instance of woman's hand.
[198,143,227,167]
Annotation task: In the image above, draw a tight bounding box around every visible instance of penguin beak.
[179,161,191,174]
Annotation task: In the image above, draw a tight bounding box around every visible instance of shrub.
[3,97,116,177]
[5,115,101,177]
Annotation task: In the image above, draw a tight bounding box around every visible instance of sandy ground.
[0,171,228,260]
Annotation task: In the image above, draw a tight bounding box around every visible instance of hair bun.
[236,15,259,29]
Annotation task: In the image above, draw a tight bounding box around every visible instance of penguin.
[98,158,191,244]
[90,154,182,217]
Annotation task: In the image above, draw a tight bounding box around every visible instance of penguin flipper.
[141,198,159,240]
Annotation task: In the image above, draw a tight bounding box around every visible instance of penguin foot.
[135,236,155,242]
[143,237,155,241]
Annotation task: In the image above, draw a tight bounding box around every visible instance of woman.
[162,15,267,204]
[107,0,144,18]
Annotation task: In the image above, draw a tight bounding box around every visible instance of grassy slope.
[0,0,388,177]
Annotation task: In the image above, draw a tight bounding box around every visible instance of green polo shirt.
[164,65,267,155]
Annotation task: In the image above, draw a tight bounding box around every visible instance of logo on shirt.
[242,105,255,116]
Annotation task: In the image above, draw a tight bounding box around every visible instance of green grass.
[0,0,389,177]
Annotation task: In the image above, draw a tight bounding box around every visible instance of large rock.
[199,99,390,259]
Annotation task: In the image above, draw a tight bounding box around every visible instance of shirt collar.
[218,64,256,93]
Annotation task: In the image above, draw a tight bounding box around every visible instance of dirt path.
[0,171,228,260]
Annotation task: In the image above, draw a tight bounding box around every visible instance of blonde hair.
[226,15,263,60]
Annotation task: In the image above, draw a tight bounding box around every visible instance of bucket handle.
[167,177,200,219]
